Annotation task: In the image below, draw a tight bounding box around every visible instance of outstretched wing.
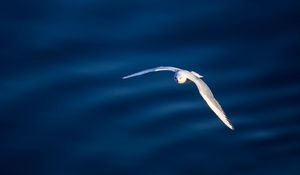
[184,72,234,130]
[123,66,181,79]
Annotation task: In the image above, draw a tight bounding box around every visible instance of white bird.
[123,66,234,130]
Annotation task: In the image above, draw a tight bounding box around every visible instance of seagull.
[123,66,234,130]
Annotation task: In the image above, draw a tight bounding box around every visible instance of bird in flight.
[123,66,234,130]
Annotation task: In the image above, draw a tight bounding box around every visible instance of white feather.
[123,67,234,130]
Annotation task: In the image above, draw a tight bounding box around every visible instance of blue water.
[1,0,300,174]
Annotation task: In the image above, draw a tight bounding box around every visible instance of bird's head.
[174,71,188,84]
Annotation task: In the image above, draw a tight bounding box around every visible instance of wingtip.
[224,120,234,130]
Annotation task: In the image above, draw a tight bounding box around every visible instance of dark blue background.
[1,0,300,174]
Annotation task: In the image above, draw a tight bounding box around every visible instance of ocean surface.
[1,0,300,175]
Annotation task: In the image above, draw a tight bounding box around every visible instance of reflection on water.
[1,0,300,175]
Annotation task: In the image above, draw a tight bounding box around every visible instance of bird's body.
[123,66,234,130]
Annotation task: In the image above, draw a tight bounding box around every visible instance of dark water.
[1,0,300,175]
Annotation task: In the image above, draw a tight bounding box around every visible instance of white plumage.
[123,66,234,130]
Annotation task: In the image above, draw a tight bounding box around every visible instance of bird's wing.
[184,72,234,130]
[123,66,181,79]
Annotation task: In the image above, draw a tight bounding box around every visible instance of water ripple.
[1,0,300,175]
